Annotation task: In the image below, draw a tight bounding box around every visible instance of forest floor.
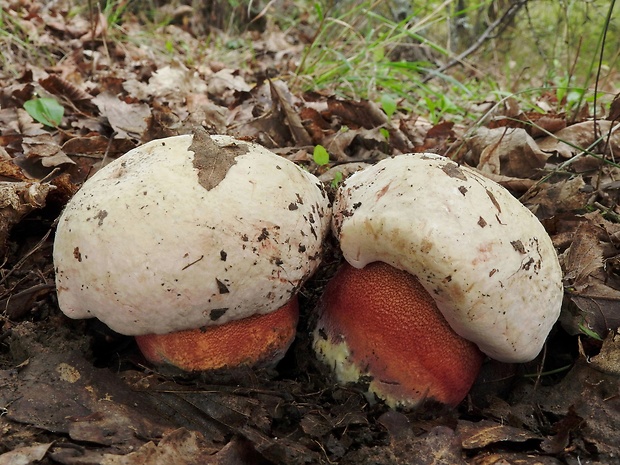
[0,1,619,464]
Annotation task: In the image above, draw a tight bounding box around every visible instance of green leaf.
[313,145,330,166]
[380,94,397,118]
[331,171,343,188]
[379,127,390,139]
[372,46,385,63]
[314,2,323,21]
[578,323,604,341]
[24,97,64,127]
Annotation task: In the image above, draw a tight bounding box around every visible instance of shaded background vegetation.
[4,0,615,123]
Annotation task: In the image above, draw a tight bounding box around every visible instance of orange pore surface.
[317,262,484,407]
[135,298,299,372]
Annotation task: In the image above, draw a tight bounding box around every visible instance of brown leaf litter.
[0,0,619,463]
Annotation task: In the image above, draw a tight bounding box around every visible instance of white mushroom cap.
[54,132,331,336]
[332,153,563,363]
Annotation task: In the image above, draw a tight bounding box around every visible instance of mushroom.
[54,131,331,371]
[313,153,563,408]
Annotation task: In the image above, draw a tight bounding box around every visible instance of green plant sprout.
[24,97,64,127]
[380,93,397,117]
[578,323,604,342]
[313,144,343,188]
[313,144,330,166]
[331,171,343,188]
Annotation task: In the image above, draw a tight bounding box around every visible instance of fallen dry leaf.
[269,80,312,146]
[0,181,53,251]
[98,429,217,465]
[1,350,174,452]
[207,68,251,95]
[521,177,589,220]
[39,74,96,114]
[526,113,567,138]
[539,406,584,454]
[0,282,55,320]
[61,134,136,159]
[588,331,620,376]
[458,420,541,449]
[326,98,388,129]
[130,63,209,102]
[22,133,75,168]
[559,219,620,336]
[321,129,359,161]
[567,285,620,338]
[608,92,620,122]
[470,453,563,464]
[298,104,334,143]
[318,162,369,184]
[398,115,435,148]
[1,1,619,463]
[472,170,536,193]
[79,12,108,42]
[92,92,151,140]
[467,126,548,178]
[514,358,620,459]
[562,221,605,292]
[229,80,295,147]
[0,442,51,465]
[350,410,468,465]
[537,120,620,172]
[0,153,31,181]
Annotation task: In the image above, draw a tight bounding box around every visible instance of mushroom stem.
[313,262,485,408]
[136,297,299,372]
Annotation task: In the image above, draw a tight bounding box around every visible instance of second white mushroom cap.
[332,153,563,363]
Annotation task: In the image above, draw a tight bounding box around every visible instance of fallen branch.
[422,0,529,83]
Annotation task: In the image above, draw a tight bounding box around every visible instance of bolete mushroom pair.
[53,132,563,408]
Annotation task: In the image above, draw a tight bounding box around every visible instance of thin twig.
[422,0,528,83]
[0,228,53,287]
[249,0,277,24]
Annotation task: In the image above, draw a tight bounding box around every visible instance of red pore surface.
[316,262,484,407]
[135,298,299,372]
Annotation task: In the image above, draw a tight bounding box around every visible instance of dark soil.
[0,1,619,463]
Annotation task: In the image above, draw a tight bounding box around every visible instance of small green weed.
[100,0,131,26]
[293,0,617,125]
[380,94,397,117]
[313,144,343,187]
[313,145,330,166]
